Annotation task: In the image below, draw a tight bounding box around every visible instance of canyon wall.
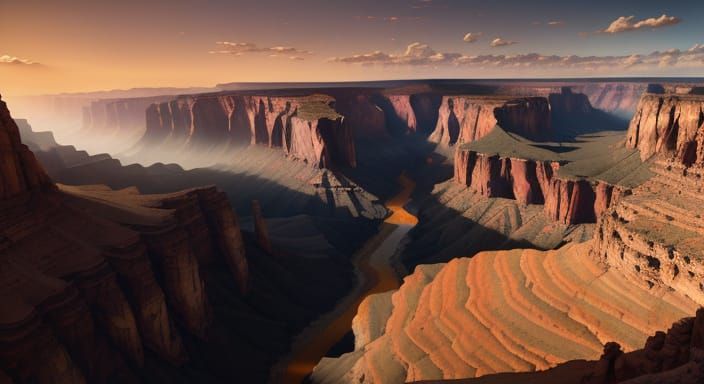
[82,96,174,139]
[313,242,699,383]
[429,96,551,146]
[138,93,357,168]
[0,95,257,382]
[453,149,618,225]
[626,93,704,166]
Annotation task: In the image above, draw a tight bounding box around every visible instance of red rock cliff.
[430,96,551,146]
[140,93,356,168]
[626,93,704,166]
[1,97,253,382]
[454,148,615,225]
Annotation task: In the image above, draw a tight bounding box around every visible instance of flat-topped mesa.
[454,149,616,225]
[429,96,551,146]
[0,94,53,199]
[140,93,356,168]
[626,92,704,166]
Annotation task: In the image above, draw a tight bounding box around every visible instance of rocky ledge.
[626,93,704,166]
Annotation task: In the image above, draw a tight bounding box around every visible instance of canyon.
[4,79,704,384]
[311,87,704,383]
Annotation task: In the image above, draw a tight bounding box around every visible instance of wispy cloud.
[533,20,565,26]
[0,54,40,66]
[209,42,312,60]
[354,15,421,22]
[600,14,681,33]
[463,32,483,43]
[490,38,518,47]
[328,42,704,72]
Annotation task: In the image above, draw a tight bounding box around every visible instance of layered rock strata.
[414,308,704,384]
[312,242,698,383]
[1,94,254,382]
[626,93,704,166]
[139,93,356,168]
[429,96,551,146]
[453,149,618,225]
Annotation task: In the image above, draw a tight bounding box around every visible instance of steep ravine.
[272,174,419,383]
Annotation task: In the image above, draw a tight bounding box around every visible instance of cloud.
[463,32,483,43]
[0,54,40,66]
[601,14,681,33]
[490,38,518,47]
[547,20,565,26]
[209,42,312,60]
[328,42,704,72]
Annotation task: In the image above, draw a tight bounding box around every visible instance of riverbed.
[275,173,418,383]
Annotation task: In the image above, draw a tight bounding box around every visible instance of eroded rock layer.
[626,93,704,166]
[429,96,551,146]
[453,149,619,225]
[138,93,356,168]
[593,161,704,305]
[313,242,698,383]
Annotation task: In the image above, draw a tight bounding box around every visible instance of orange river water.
[277,173,418,383]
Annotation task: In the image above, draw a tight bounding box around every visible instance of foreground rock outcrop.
[414,308,704,384]
[313,242,698,383]
[4,92,384,383]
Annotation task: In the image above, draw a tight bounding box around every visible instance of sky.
[1,0,703,96]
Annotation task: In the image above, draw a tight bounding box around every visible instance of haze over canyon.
[2,1,704,384]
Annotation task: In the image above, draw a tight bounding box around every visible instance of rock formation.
[412,308,704,383]
[312,242,699,383]
[252,199,273,255]
[429,96,551,146]
[0,94,53,199]
[453,149,616,225]
[137,93,357,169]
[626,93,704,166]
[0,95,257,382]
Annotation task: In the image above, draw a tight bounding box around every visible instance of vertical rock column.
[251,200,273,255]
[197,189,249,295]
[108,245,187,364]
[73,263,144,366]
[146,228,211,338]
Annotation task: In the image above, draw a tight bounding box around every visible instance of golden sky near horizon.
[1,0,703,97]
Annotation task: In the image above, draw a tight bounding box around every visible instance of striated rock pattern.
[413,308,704,384]
[0,97,254,381]
[626,93,704,166]
[313,242,698,383]
[593,161,704,305]
[429,96,551,146]
[138,93,357,168]
[454,149,618,225]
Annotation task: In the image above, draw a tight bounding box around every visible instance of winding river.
[278,173,418,383]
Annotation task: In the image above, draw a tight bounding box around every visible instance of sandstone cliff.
[138,93,357,168]
[312,242,699,383]
[0,94,256,382]
[453,149,618,225]
[429,96,551,146]
[626,93,704,166]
